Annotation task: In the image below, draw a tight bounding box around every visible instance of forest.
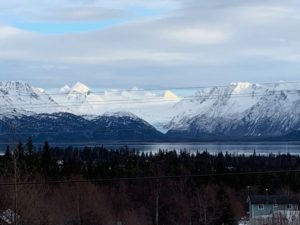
[0,137,300,225]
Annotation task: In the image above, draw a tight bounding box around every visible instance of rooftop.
[248,195,299,205]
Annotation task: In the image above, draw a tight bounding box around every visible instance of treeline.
[0,138,300,225]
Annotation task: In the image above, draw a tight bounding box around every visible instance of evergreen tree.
[16,141,27,176]
[16,141,24,160]
[216,189,237,225]
[26,136,34,155]
[1,146,13,176]
[26,137,39,175]
[3,145,12,161]
[41,141,51,176]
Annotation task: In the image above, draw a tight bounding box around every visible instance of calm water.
[101,142,300,155]
[5,142,299,155]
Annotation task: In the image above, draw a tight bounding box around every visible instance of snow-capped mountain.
[52,82,105,114]
[0,81,68,117]
[0,81,180,133]
[0,80,300,140]
[49,83,181,132]
[167,82,300,138]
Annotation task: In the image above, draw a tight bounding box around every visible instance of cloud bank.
[0,0,300,88]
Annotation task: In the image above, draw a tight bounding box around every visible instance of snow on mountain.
[69,82,90,94]
[0,81,68,117]
[98,89,181,132]
[51,82,105,115]
[102,111,140,119]
[48,84,181,132]
[230,87,300,136]
[163,90,181,101]
[168,82,264,129]
[34,87,45,93]
[1,80,299,138]
[167,82,300,137]
[60,85,70,94]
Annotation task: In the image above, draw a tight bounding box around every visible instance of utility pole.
[13,151,18,225]
[155,179,160,225]
[10,122,18,225]
[76,183,82,225]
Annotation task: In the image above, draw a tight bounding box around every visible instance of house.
[248,195,299,218]
[249,210,300,225]
[244,195,300,225]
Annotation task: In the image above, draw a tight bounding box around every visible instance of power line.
[0,169,299,186]
[0,90,299,110]
[1,81,300,98]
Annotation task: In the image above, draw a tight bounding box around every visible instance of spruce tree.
[26,136,34,155]
[41,141,51,176]
[216,188,237,225]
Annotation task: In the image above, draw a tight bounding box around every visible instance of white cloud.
[235,5,295,25]
[31,7,124,22]
[165,26,231,44]
[59,51,188,64]
[244,47,300,63]
[0,25,30,38]
[0,0,180,22]
[1,0,300,87]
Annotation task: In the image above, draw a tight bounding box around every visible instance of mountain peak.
[163,90,180,101]
[60,85,71,94]
[0,81,34,94]
[231,82,253,93]
[70,82,90,94]
[34,87,45,93]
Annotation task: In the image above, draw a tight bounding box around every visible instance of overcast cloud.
[0,0,300,88]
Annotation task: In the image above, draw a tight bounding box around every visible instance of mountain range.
[167,82,300,139]
[0,80,299,143]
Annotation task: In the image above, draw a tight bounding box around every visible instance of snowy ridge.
[102,111,140,119]
[168,82,300,137]
[0,81,69,116]
[168,82,265,129]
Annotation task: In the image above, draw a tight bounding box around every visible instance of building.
[248,195,298,218]
[247,195,299,225]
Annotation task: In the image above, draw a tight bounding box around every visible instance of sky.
[0,0,300,88]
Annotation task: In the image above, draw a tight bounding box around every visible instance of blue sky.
[0,0,300,88]
[10,4,167,34]
[14,20,121,34]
